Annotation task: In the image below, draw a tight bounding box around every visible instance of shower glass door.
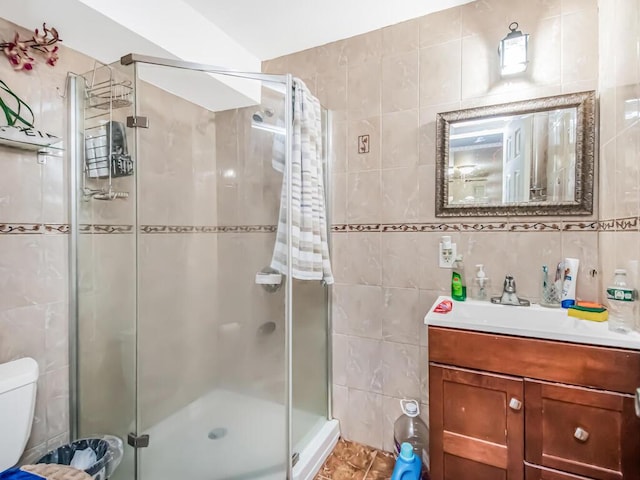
[132,61,292,480]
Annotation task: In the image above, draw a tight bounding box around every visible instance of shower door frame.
[125,54,292,480]
[69,53,335,480]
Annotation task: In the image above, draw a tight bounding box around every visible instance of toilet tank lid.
[0,357,39,393]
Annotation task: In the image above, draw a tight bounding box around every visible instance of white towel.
[270,78,334,284]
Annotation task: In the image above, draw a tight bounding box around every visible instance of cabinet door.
[430,364,524,480]
[525,380,640,480]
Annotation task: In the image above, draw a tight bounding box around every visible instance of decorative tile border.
[597,217,639,231]
[79,224,134,234]
[563,221,600,231]
[0,223,43,234]
[140,224,278,234]
[332,221,604,233]
[0,223,70,234]
[44,223,70,234]
[3,219,640,235]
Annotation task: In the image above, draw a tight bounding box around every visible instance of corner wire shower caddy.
[81,61,133,201]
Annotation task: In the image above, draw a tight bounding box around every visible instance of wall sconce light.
[499,22,529,76]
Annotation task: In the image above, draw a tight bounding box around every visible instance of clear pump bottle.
[471,264,490,301]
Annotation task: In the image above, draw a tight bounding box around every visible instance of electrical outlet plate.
[439,242,457,268]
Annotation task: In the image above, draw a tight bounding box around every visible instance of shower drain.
[208,427,228,440]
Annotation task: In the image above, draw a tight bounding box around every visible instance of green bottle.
[451,255,467,301]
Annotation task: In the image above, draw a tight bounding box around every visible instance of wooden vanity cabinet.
[428,327,640,480]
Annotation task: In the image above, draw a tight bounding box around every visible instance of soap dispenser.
[471,264,491,301]
[451,255,467,301]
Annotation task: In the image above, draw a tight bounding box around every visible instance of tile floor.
[314,438,396,480]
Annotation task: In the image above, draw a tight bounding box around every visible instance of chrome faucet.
[491,275,530,306]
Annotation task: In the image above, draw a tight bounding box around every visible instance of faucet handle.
[503,275,516,293]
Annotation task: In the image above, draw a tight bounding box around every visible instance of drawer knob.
[509,397,522,411]
[574,427,589,442]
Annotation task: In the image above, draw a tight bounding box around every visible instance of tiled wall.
[264,0,601,450]
[597,0,640,289]
[0,18,95,461]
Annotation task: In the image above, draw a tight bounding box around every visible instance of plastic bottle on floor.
[391,443,422,480]
[393,399,430,479]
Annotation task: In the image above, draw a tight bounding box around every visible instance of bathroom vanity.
[425,298,640,480]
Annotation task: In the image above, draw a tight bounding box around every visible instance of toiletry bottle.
[540,265,561,307]
[607,269,637,334]
[560,258,580,308]
[451,255,467,301]
[471,264,490,301]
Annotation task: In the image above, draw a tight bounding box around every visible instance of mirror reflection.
[448,108,577,205]
[435,91,595,217]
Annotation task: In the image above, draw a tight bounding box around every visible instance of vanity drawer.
[525,464,591,479]
[428,326,640,394]
[524,380,640,480]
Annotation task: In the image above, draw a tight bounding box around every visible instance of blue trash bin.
[36,436,122,480]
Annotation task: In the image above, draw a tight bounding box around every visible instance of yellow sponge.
[567,307,608,322]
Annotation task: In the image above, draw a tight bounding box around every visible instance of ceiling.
[1,0,475,111]
[183,0,475,60]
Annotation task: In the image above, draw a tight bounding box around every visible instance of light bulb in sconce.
[499,22,529,76]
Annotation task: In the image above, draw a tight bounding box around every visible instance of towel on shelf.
[270,78,334,284]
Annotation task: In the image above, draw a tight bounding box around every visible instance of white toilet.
[0,357,39,472]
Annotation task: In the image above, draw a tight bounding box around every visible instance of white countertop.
[424,296,640,351]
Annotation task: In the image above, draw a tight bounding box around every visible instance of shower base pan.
[139,389,339,480]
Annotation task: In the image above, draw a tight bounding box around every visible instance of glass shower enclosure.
[68,55,332,480]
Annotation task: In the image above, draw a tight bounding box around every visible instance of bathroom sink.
[424,296,640,351]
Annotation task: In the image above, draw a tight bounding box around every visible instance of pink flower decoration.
[0,22,61,71]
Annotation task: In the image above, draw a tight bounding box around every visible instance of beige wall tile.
[419,6,462,48]
[599,140,617,219]
[339,233,383,286]
[417,165,437,222]
[348,116,381,171]
[561,232,601,302]
[382,167,420,223]
[346,336,383,393]
[333,284,383,338]
[381,51,420,114]
[332,384,349,436]
[562,7,599,85]
[346,388,383,449]
[331,119,348,173]
[382,19,420,57]
[347,170,382,223]
[419,40,462,106]
[333,333,348,386]
[347,58,382,121]
[381,287,421,345]
[381,395,403,452]
[614,126,640,219]
[317,67,348,113]
[381,341,420,398]
[332,172,347,225]
[382,233,421,288]
[382,109,419,168]
[342,30,383,66]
